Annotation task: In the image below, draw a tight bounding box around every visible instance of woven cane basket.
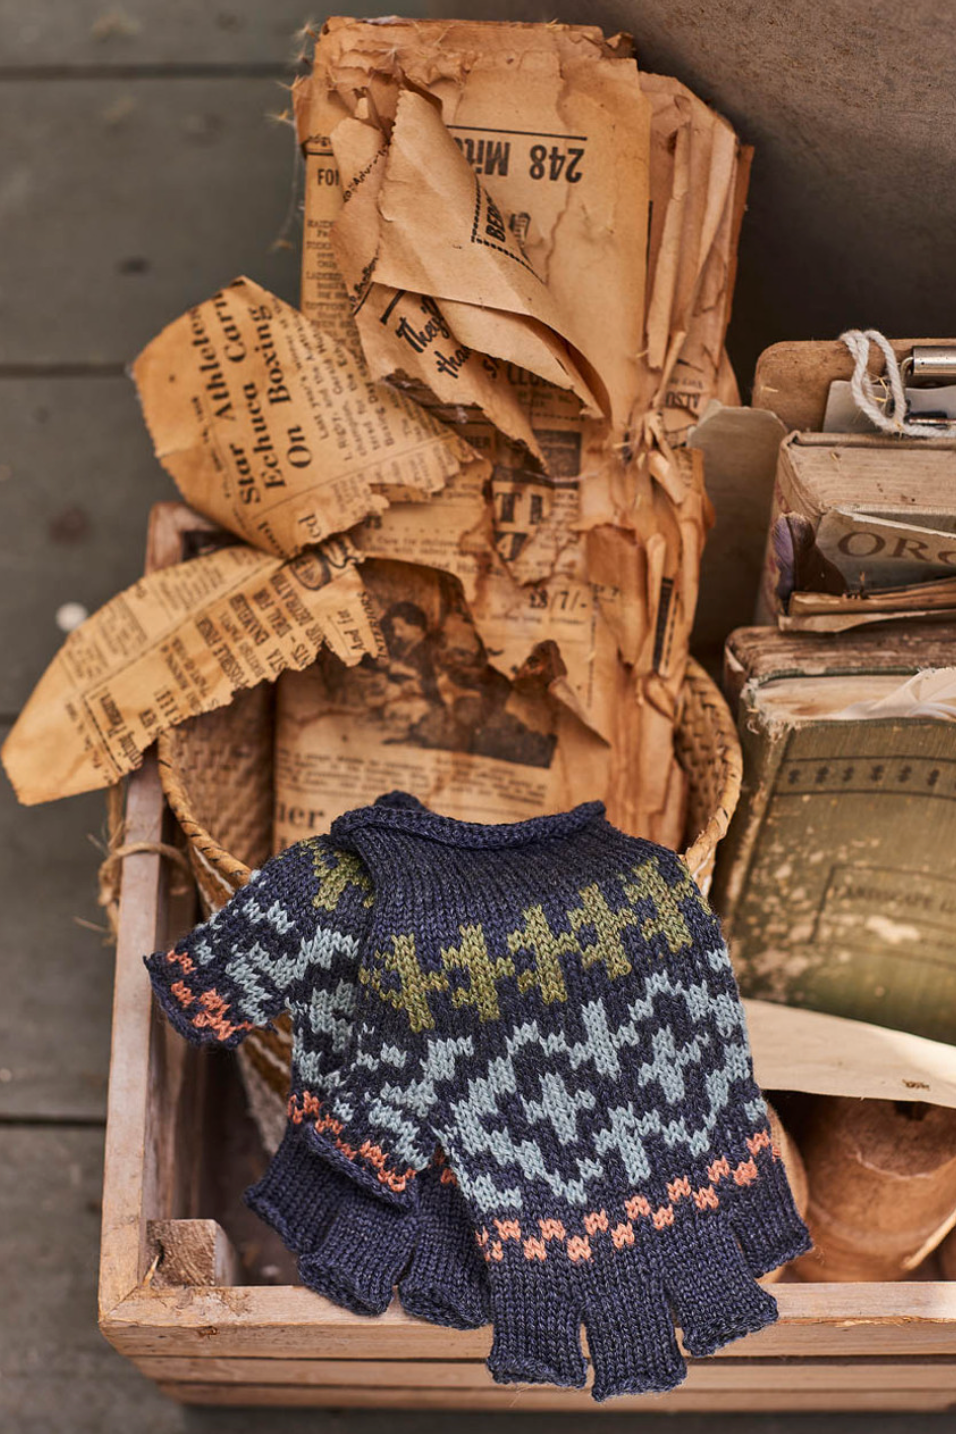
[157,656,740,908]
[155,658,742,1150]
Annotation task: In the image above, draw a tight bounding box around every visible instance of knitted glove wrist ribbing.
[302,797,809,1400]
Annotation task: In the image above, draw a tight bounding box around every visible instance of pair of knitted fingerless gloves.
[146,793,809,1399]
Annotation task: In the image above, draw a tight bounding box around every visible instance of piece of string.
[79,783,193,944]
[840,328,956,438]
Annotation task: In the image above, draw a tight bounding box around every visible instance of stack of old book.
[714,339,956,1047]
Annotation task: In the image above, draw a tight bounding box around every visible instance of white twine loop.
[840,328,956,438]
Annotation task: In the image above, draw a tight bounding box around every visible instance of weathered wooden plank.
[0,377,172,712]
[131,1352,956,1393]
[156,1380,956,1412]
[0,2,426,68]
[99,752,186,1316]
[101,1281,956,1363]
[0,79,300,367]
[0,723,118,1118]
[0,1126,189,1434]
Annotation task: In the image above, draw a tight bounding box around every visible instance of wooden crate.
[97,511,956,1412]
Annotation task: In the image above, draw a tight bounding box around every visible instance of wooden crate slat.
[154,1382,956,1412]
[99,506,220,1321]
[132,1353,956,1393]
[98,753,166,1316]
[146,1219,241,1289]
[101,1281,956,1362]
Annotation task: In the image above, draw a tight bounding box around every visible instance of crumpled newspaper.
[3,18,748,846]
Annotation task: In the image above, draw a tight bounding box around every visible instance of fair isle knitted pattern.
[144,834,372,1067]
[144,812,488,1328]
[305,798,810,1400]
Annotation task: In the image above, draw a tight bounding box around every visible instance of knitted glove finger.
[653,1212,777,1358]
[486,1243,683,1396]
[398,1153,490,1330]
[298,1188,417,1317]
[244,1125,342,1253]
[247,1130,487,1324]
[483,1207,779,1398]
[723,1140,810,1280]
[245,1125,413,1317]
[245,1126,415,1317]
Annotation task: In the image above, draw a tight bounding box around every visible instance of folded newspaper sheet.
[132,276,483,557]
[3,542,378,804]
[3,19,747,841]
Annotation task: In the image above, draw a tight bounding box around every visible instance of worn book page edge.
[746,998,956,1109]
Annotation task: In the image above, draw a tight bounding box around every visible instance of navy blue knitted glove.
[299,797,809,1400]
[398,1148,489,1330]
[145,817,487,1324]
[244,1125,415,1315]
[145,834,414,1315]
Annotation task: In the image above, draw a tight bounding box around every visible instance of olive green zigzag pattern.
[359,856,700,1031]
[303,838,374,914]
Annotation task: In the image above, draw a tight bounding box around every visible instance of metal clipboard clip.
[895,344,956,425]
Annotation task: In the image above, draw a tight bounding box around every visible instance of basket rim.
[157,655,742,887]
[678,657,743,881]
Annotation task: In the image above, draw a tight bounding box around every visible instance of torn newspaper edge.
[132,276,485,559]
[2,541,380,804]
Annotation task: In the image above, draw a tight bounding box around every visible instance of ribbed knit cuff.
[331,798,606,850]
[143,949,218,1046]
[298,1194,417,1317]
[143,947,258,1050]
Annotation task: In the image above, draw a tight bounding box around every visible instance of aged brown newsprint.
[2,543,379,804]
[6,19,746,846]
[280,17,744,847]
